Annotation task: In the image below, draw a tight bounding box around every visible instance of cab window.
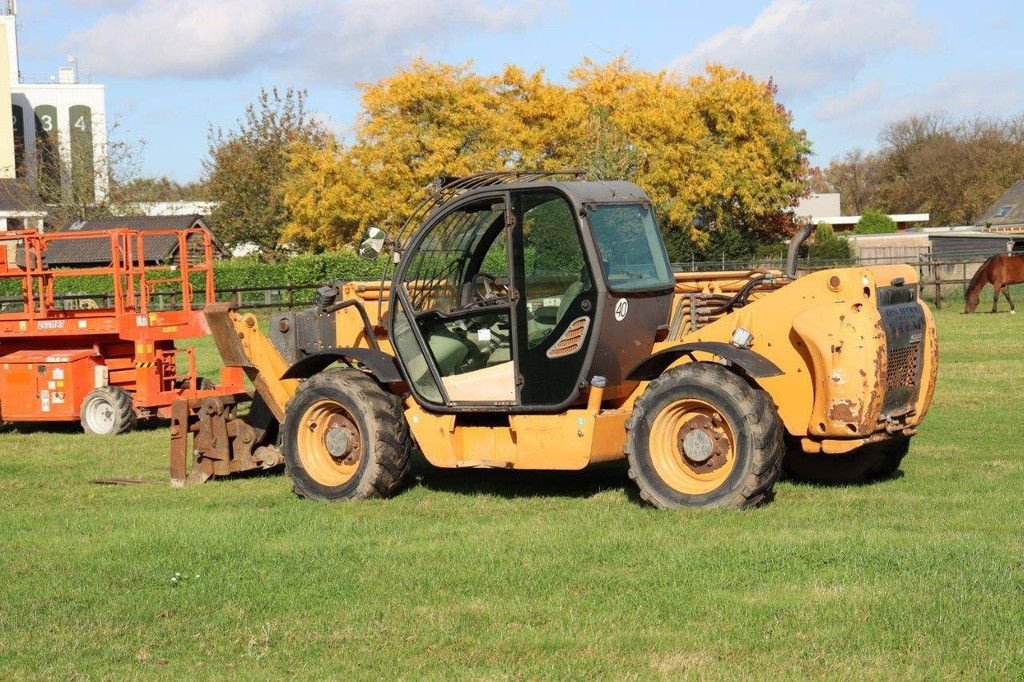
[520,192,591,348]
[588,203,673,292]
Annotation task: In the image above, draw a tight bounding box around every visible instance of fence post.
[934,263,942,309]
[963,261,967,299]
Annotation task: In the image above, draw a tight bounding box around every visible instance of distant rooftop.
[0,178,44,216]
[46,214,219,266]
[817,213,930,227]
[976,180,1024,228]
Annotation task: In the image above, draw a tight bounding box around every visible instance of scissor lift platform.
[0,227,243,434]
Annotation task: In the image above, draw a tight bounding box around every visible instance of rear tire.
[80,386,136,435]
[625,363,784,509]
[783,437,911,485]
[282,368,411,502]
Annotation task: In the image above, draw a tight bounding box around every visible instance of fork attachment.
[169,392,283,486]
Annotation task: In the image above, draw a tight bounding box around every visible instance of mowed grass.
[1,306,1023,679]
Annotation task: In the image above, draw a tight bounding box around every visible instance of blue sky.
[14,0,1024,183]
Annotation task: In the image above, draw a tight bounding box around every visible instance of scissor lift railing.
[0,227,216,332]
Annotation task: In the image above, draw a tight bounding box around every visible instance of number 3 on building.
[40,114,53,132]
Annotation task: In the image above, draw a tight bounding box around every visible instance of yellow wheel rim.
[296,400,362,487]
[648,398,737,496]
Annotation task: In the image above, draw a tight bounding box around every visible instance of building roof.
[69,214,205,231]
[845,232,930,247]
[0,178,46,215]
[45,214,209,266]
[929,231,1024,240]
[819,213,930,226]
[976,180,1024,227]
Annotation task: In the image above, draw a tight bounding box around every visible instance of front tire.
[282,368,411,502]
[625,364,784,509]
[80,386,136,435]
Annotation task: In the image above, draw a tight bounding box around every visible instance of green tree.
[808,221,852,261]
[117,176,206,202]
[205,88,327,258]
[855,209,897,234]
[816,113,1024,227]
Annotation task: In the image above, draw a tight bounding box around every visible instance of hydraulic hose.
[785,223,816,279]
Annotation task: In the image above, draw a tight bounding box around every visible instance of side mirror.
[358,226,387,260]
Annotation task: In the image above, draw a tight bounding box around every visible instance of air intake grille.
[886,343,919,389]
[546,317,590,358]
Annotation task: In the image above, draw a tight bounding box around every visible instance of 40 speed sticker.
[614,298,629,321]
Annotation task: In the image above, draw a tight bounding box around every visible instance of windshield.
[588,203,673,292]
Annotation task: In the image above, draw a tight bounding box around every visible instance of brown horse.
[964,254,1024,313]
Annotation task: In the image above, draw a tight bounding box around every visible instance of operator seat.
[400,328,473,393]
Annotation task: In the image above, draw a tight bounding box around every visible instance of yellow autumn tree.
[282,57,810,253]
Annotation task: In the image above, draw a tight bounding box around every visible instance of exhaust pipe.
[785,223,815,279]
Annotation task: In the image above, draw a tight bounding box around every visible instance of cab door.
[390,194,519,407]
[511,189,597,407]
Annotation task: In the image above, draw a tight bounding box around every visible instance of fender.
[627,341,783,381]
[281,348,403,383]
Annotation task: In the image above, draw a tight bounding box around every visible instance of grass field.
[1,305,1023,679]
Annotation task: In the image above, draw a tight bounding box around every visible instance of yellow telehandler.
[170,171,938,509]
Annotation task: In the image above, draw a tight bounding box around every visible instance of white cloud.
[67,0,544,81]
[69,0,136,8]
[908,68,1024,118]
[845,67,1024,136]
[670,0,935,97]
[807,66,1024,161]
[310,111,354,141]
[815,78,886,122]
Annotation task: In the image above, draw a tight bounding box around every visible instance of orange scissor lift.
[0,227,244,435]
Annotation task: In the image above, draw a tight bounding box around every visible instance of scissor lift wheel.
[80,386,136,436]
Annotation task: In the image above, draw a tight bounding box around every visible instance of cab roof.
[454,180,650,206]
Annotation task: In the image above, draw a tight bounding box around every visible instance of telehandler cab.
[170,171,938,509]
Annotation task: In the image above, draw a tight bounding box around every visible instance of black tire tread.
[625,363,784,510]
[80,385,136,435]
[285,368,411,501]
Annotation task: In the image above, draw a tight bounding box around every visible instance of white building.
[113,201,219,217]
[1,2,108,205]
[795,192,929,232]
[794,193,841,222]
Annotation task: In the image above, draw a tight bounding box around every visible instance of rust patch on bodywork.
[827,399,861,424]
[862,317,888,426]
